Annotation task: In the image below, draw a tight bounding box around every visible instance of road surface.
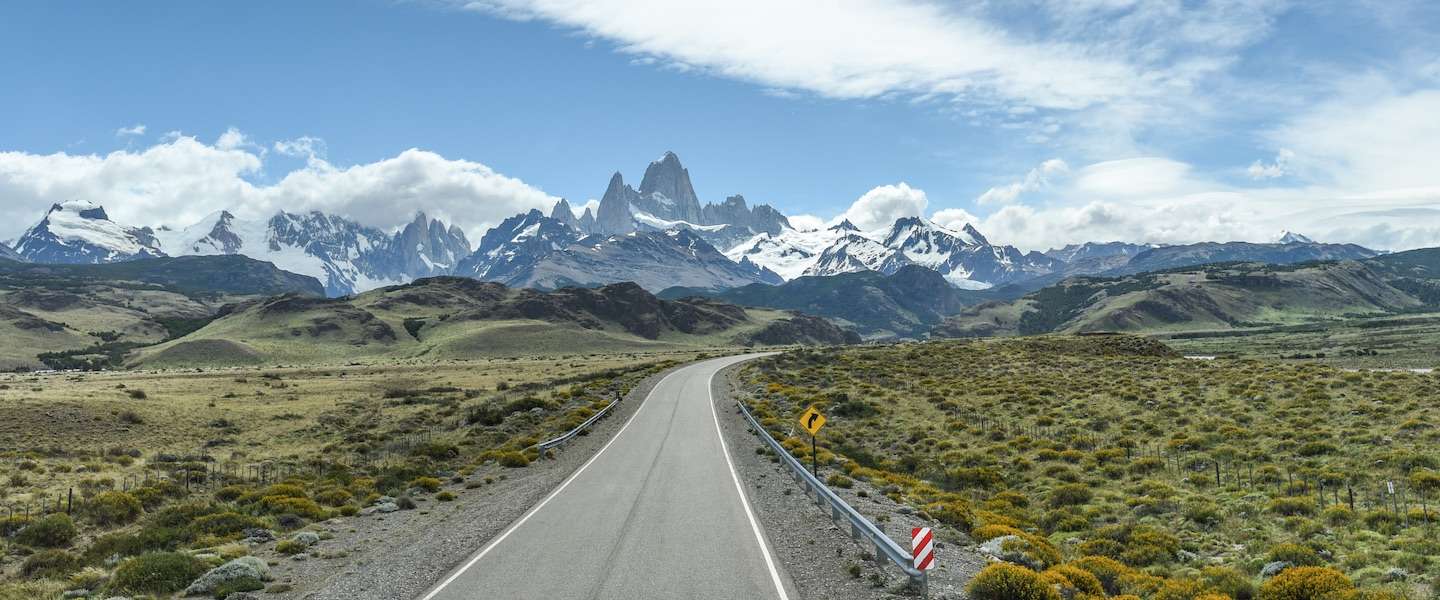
[420,353,792,600]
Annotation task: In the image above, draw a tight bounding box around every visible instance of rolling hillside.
[660,265,1000,339]
[132,277,858,367]
[0,255,325,370]
[933,255,1433,338]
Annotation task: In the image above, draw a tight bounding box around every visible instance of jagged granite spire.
[637,151,703,224]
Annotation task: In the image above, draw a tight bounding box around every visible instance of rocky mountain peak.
[1279,231,1315,245]
[829,219,861,232]
[638,151,703,223]
[16,200,165,264]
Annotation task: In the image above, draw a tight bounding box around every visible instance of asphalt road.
[420,353,793,600]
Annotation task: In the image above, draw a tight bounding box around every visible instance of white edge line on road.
[707,354,792,600]
[417,364,687,600]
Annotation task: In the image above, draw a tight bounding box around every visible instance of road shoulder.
[263,363,676,600]
[711,361,986,600]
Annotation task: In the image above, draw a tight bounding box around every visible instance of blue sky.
[2,0,1439,250]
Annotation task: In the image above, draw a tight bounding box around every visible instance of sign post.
[797,405,826,476]
[912,526,935,597]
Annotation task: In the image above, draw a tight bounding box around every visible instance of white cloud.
[977,158,1068,205]
[931,208,981,231]
[461,0,1159,112]
[115,124,146,137]
[1266,88,1440,190]
[215,127,256,151]
[0,131,558,243]
[1071,157,1198,198]
[274,136,328,161]
[838,182,927,232]
[1247,148,1294,179]
[786,214,825,232]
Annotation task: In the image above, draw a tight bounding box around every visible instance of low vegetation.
[0,351,703,595]
[741,335,1438,598]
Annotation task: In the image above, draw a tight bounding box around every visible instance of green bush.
[190,512,267,537]
[1201,565,1255,600]
[213,575,264,598]
[926,499,975,532]
[111,552,207,594]
[16,514,77,548]
[85,490,143,526]
[968,563,1060,600]
[1258,566,1353,600]
[436,491,457,502]
[275,539,307,555]
[1042,565,1104,596]
[256,496,329,520]
[1267,543,1323,567]
[21,549,82,579]
[1048,483,1093,508]
[1268,496,1316,517]
[410,476,442,493]
[1069,555,1134,596]
[498,451,530,468]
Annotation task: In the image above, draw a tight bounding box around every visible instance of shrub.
[1049,483,1094,507]
[1070,555,1134,595]
[85,490,143,526]
[1269,496,1316,517]
[968,563,1061,600]
[1153,578,1215,600]
[972,524,1024,543]
[436,491,457,502]
[1043,565,1104,596]
[1258,567,1353,600]
[214,575,265,597]
[275,539,307,555]
[16,514,77,548]
[826,474,854,488]
[498,451,530,468]
[256,496,329,521]
[191,512,267,537]
[1267,543,1323,567]
[1202,565,1256,600]
[21,550,82,579]
[926,499,975,531]
[314,488,353,507]
[410,477,442,493]
[111,552,207,594]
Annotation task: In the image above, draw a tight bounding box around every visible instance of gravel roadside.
[258,364,676,600]
[712,362,987,600]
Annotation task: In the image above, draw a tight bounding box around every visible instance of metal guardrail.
[736,400,927,589]
[537,397,622,452]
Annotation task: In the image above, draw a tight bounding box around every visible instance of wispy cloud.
[115,124,146,137]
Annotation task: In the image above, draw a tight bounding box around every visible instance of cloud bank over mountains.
[2,123,1438,254]
[0,130,558,243]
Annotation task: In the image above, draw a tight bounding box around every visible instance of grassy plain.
[741,336,1439,599]
[0,349,710,597]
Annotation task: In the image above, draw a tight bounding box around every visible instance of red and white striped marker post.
[911,527,936,571]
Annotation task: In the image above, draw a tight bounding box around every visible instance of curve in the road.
[418,353,790,600]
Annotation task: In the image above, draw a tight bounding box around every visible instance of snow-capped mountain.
[14,200,165,264]
[731,216,1059,289]
[455,209,781,292]
[592,152,790,240]
[1278,231,1316,245]
[12,201,470,296]
[0,241,22,262]
[156,210,471,296]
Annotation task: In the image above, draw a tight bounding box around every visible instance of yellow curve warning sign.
[798,405,826,436]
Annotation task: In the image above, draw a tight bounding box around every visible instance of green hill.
[661,265,1001,339]
[132,277,857,367]
[934,259,1430,338]
[0,255,325,370]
